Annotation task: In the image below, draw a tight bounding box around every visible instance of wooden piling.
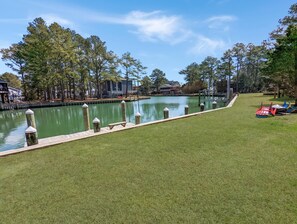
[25,109,36,128]
[212,101,217,109]
[200,103,205,111]
[185,105,189,115]
[163,107,169,119]
[25,126,38,146]
[93,117,100,133]
[121,101,126,122]
[135,112,141,125]
[82,103,90,131]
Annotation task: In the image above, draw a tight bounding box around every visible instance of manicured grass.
[1,93,297,223]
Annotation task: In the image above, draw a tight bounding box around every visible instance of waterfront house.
[8,87,22,102]
[103,79,135,97]
[159,84,181,95]
[0,80,9,103]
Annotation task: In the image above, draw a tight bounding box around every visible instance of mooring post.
[121,100,126,122]
[185,105,189,115]
[212,101,217,109]
[25,126,38,146]
[93,117,100,133]
[135,112,141,125]
[25,109,36,128]
[82,103,90,131]
[163,107,169,119]
[200,103,205,111]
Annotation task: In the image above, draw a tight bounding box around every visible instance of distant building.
[87,79,135,98]
[159,84,181,95]
[0,80,9,103]
[104,79,134,97]
[8,87,22,102]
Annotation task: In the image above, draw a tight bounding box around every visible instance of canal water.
[0,96,225,151]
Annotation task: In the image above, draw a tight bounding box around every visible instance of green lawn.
[1,93,297,223]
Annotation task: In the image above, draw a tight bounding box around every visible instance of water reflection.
[0,96,225,151]
[0,111,27,151]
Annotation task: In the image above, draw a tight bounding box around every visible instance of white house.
[104,79,135,97]
[8,87,22,102]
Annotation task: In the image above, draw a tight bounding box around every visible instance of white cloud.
[88,10,185,44]
[189,35,228,55]
[85,10,235,52]
[40,14,74,27]
[85,10,231,55]
[206,15,236,23]
[205,15,237,31]
[122,11,182,42]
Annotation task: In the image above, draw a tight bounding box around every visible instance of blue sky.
[0,0,295,83]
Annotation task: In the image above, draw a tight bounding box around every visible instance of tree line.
[1,18,146,101]
[179,3,297,103]
[179,42,267,95]
[0,72,21,89]
[263,3,297,103]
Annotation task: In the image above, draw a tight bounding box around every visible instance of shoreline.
[0,94,228,111]
[0,96,150,111]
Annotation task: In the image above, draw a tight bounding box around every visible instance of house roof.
[0,79,7,84]
[160,84,172,88]
[8,86,22,91]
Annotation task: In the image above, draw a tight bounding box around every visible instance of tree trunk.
[80,73,86,100]
[125,76,129,98]
[67,79,71,99]
[100,83,103,99]
[73,78,76,100]
[295,52,297,105]
[61,81,65,102]
[47,87,51,101]
[89,81,92,98]
[236,64,239,93]
[227,61,231,99]
[277,84,281,98]
[86,82,90,98]
[53,87,56,99]
[96,75,100,99]
[43,90,47,101]
[20,72,28,101]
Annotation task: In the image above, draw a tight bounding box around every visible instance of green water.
[0,96,225,151]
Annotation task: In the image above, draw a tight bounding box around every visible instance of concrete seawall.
[0,96,150,111]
